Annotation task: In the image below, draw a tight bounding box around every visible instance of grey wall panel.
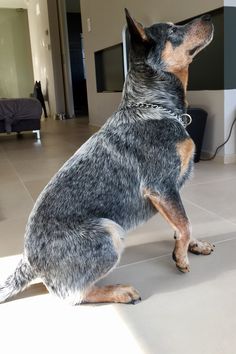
[178,8,224,91]
[224,7,236,89]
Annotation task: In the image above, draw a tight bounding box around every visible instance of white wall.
[0,0,26,8]
[224,90,236,162]
[47,0,66,115]
[224,0,236,162]
[27,0,57,116]
[224,0,236,5]
[0,8,34,98]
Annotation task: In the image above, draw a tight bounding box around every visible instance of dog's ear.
[125,8,149,44]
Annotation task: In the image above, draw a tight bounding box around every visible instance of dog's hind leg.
[81,219,141,305]
[144,188,191,272]
[37,218,140,305]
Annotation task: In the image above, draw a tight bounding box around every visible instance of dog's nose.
[201,14,211,22]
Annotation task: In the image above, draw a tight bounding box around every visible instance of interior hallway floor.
[0,118,236,354]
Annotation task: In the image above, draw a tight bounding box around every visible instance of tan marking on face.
[173,67,189,92]
[162,41,192,72]
[162,19,213,89]
[176,138,195,177]
[161,41,191,92]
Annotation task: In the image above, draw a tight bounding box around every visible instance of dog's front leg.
[144,188,191,272]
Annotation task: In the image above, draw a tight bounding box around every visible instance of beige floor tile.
[122,230,236,267]
[188,160,236,185]
[0,216,27,257]
[100,238,236,354]
[11,157,68,182]
[184,198,236,241]
[24,178,50,201]
[121,240,172,266]
[0,238,235,354]
[0,182,33,221]
[0,133,40,151]
[4,142,76,162]
[0,146,6,159]
[126,198,236,248]
[182,177,236,224]
[0,160,19,185]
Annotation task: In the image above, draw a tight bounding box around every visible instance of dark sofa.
[0,98,42,139]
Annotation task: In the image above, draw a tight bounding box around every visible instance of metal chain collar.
[123,103,192,128]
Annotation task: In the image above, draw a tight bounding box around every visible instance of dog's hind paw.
[83,284,141,305]
[113,285,141,304]
[188,240,215,255]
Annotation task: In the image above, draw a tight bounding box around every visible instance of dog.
[34,81,48,118]
[0,9,214,305]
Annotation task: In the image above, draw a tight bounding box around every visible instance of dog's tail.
[0,258,36,303]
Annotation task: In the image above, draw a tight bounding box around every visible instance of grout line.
[117,237,236,270]
[6,158,35,204]
[186,175,236,187]
[182,197,236,227]
[1,236,235,271]
[211,237,236,245]
[0,147,8,161]
[117,253,171,269]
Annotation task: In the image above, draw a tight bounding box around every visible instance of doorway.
[66,5,88,117]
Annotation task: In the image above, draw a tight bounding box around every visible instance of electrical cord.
[200,116,236,161]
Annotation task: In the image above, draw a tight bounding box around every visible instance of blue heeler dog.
[0,10,214,305]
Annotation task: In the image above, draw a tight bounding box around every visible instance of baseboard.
[200,151,224,163]
[224,154,236,164]
[201,151,236,164]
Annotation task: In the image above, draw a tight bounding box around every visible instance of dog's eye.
[169,27,177,35]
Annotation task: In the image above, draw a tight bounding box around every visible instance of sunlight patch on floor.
[0,255,145,354]
[0,291,145,354]
[0,254,21,282]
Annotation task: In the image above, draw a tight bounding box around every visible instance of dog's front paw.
[189,240,215,255]
[172,252,190,273]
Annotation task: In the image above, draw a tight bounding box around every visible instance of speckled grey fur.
[0,12,213,304]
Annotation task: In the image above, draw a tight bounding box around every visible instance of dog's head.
[125,9,214,89]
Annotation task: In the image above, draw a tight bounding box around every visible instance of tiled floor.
[0,118,236,354]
